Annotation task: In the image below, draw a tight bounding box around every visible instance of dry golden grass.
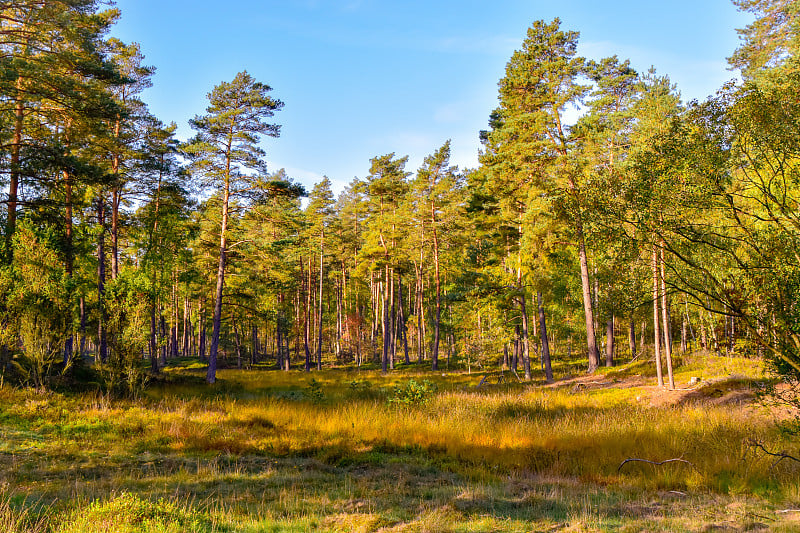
[0,353,796,531]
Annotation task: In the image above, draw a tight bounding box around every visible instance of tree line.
[1,0,798,392]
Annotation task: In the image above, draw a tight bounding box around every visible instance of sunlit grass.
[0,352,796,531]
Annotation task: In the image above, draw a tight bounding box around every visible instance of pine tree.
[413,141,461,371]
[364,154,410,372]
[306,177,335,370]
[184,71,283,384]
[0,0,120,260]
[486,19,601,373]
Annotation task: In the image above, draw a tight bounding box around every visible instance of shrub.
[388,379,437,407]
[306,378,325,404]
[56,493,218,533]
[101,272,151,398]
[2,222,73,390]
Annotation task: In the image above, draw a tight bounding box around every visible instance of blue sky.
[109,0,751,195]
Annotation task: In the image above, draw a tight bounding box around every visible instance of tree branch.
[747,439,800,469]
[617,458,696,473]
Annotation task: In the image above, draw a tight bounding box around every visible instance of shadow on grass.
[676,375,765,407]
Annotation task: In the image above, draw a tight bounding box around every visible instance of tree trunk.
[110,109,122,280]
[284,309,291,370]
[537,291,554,382]
[628,316,637,361]
[431,207,442,372]
[252,324,259,366]
[660,245,675,389]
[207,179,230,383]
[415,262,425,363]
[62,164,75,365]
[197,299,204,361]
[652,244,664,387]
[382,268,390,372]
[199,302,207,362]
[79,296,87,357]
[519,293,531,380]
[182,297,189,357]
[398,275,410,365]
[111,188,120,280]
[149,303,160,373]
[316,232,324,370]
[6,78,24,259]
[640,321,646,355]
[96,196,108,364]
[389,270,396,370]
[605,314,615,367]
[276,310,283,370]
[159,313,167,366]
[578,230,600,372]
[302,258,311,370]
[681,315,688,354]
[336,274,342,359]
[233,322,242,370]
[685,298,697,353]
[169,322,180,359]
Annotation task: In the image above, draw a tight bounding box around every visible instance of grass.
[0,352,798,531]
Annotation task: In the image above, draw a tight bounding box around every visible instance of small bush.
[56,493,218,533]
[388,379,437,407]
[306,378,325,404]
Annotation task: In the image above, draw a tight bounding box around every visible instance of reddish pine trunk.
[577,228,600,372]
[660,245,675,389]
[652,244,664,387]
[96,196,108,363]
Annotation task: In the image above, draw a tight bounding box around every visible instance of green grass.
[0,352,797,531]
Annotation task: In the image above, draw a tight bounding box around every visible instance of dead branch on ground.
[617,458,696,473]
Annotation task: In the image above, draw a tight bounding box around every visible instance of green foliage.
[3,223,72,389]
[99,270,151,398]
[388,379,437,407]
[305,378,325,404]
[184,71,282,192]
[729,0,800,80]
[56,493,217,533]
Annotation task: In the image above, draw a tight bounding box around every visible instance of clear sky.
[109,0,751,195]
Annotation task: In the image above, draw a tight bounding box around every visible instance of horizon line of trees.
[1,0,798,393]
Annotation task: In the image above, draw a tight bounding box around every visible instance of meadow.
[0,353,799,532]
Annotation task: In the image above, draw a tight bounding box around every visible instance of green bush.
[56,493,219,533]
[388,379,437,407]
[306,378,325,404]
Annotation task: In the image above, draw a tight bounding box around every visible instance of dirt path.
[545,371,764,410]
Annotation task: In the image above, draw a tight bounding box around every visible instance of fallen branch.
[477,372,507,388]
[618,458,696,473]
[747,439,800,469]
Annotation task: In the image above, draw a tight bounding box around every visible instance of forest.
[1,0,800,531]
